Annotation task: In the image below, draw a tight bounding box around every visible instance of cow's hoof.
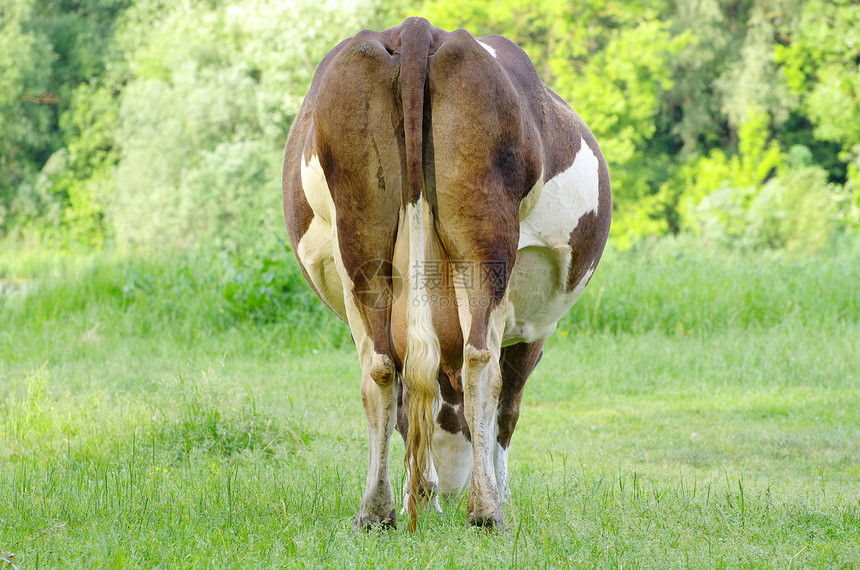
[353,510,397,532]
[467,511,505,531]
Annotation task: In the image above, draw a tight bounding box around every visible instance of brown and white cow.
[282,17,610,531]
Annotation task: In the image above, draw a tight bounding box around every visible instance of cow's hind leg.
[354,348,399,530]
[495,340,544,502]
[310,35,404,531]
[428,32,539,529]
[461,331,506,528]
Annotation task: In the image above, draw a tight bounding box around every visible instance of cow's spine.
[400,17,441,534]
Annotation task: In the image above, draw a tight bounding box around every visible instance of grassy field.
[1,237,859,568]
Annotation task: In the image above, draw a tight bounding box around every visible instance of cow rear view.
[282,17,611,531]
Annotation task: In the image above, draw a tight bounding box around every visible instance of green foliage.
[561,234,860,336]
[47,81,121,247]
[0,0,55,227]
[777,0,860,151]
[563,21,687,246]
[664,0,735,153]
[222,238,330,324]
[0,242,349,353]
[0,0,135,241]
[713,2,797,131]
[675,108,785,220]
[658,109,858,252]
[111,63,276,250]
[747,163,839,252]
[106,0,407,251]
[555,22,683,168]
[650,107,847,251]
[2,0,859,251]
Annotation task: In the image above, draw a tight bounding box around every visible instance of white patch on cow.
[433,409,473,496]
[477,40,497,58]
[505,253,597,346]
[296,221,346,319]
[297,153,347,319]
[504,138,601,346]
[493,428,511,502]
[300,154,334,223]
[518,137,599,250]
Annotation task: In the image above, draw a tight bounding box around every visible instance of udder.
[505,244,585,346]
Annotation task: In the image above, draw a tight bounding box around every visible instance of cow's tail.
[399,17,440,534]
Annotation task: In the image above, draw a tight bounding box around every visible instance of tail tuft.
[403,202,440,533]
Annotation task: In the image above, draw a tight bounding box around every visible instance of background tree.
[0,0,856,251]
[0,0,55,233]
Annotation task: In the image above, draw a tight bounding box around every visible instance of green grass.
[1,237,859,567]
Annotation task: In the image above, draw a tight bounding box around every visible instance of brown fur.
[497,341,544,449]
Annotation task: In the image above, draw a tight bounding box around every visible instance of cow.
[282,17,610,531]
